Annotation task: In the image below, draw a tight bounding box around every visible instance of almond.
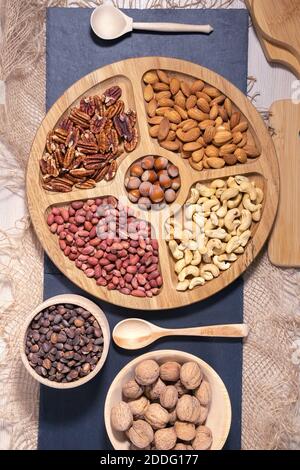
[158,97,174,107]
[237,134,248,148]
[191,79,204,94]
[186,95,197,110]
[180,80,191,97]
[203,86,221,98]
[218,106,228,122]
[167,130,176,141]
[232,121,248,133]
[143,71,158,84]
[148,116,163,125]
[215,117,223,127]
[223,154,237,165]
[202,157,210,169]
[232,131,243,144]
[181,119,197,132]
[174,91,186,109]
[196,91,211,103]
[157,70,170,84]
[199,119,215,130]
[230,111,241,129]
[192,148,205,163]
[170,77,180,95]
[203,126,216,144]
[188,108,209,122]
[158,117,170,141]
[165,109,182,124]
[213,130,232,146]
[173,105,188,121]
[147,99,157,117]
[224,98,232,118]
[189,158,203,171]
[155,91,172,100]
[160,140,180,151]
[144,84,154,102]
[234,148,247,163]
[156,106,171,116]
[205,145,219,158]
[209,104,219,120]
[206,157,225,169]
[219,143,237,156]
[176,127,201,143]
[197,98,210,114]
[149,125,160,138]
[153,82,169,92]
[210,94,226,106]
[183,142,202,152]
[243,144,260,158]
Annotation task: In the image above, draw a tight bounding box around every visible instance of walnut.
[160,361,181,382]
[154,427,177,450]
[144,403,169,429]
[135,359,159,386]
[159,385,178,410]
[195,405,209,425]
[144,377,166,400]
[192,425,213,450]
[194,379,211,406]
[111,401,133,431]
[168,408,177,425]
[174,421,196,442]
[126,420,154,449]
[174,379,189,397]
[180,362,203,390]
[176,395,201,423]
[122,379,143,400]
[173,443,188,450]
[128,396,149,418]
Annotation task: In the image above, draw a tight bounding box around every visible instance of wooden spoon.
[113,318,249,350]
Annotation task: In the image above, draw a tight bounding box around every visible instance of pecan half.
[90,114,107,134]
[69,109,91,128]
[65,127,80,148]
[77,141,98,154]
[103,86,122,106]
[69,168,95,177]
[63,146,76,169]
[74,179,96,189]
[94,95,106,116]
[113,113,133,141]
[106,100,125,119]
[105,160,117,181]
[79,96,96,116]
[124,127,138,152]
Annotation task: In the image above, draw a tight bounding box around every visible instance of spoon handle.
[161,324,249,339]
[132,22,213,34]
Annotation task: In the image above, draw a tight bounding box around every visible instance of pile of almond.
[143,70,260,171]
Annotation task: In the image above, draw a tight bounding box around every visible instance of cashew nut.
[227,176,239,189]
[205,228,227,239]
[202,252,212,264]
[204,219,214,231]
[206,238,224,255]
[216,201,228,218]
[175,258,187,274]
[210,179,226,189]
[191,250,202,266]
[227,193,242,209]
[193,212,205,228]
[226,235,241,253]
[178,265,200,282]
[176,280,190,291]
[218,218,225,228]
[234,246,244,254]
[220,187,239,202]
[210,212,219,227]
[189,277,205,289]
[200,264,220,278]
[202,199,220,214]
[196,183,215,198]
[239,229,251,247]
[252,209,262,222]
[255,187,264,204]
[185,204,203,220]
[184,249,193,265]
[234,175,249,185]
[213,255,231,270]
[224,208,241,232]
[186,188,200,205]
[218,253,237,262]
[238,209,252,233]
[169,240,183,260]
[242,194,262,212]
[239,182,257,201]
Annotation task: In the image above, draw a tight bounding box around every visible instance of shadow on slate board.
[38,7,249,450]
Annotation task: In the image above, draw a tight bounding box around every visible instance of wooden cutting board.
[26,57,279,310]
[268,100,300,267]
[245,0,300,78]
[252,0,300,64]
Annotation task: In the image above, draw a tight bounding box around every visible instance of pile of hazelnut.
[125,156,181,210]
[110,359,213,450]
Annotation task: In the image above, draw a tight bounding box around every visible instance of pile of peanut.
[143,70,260,171]
[166,175,264,291]
[47,196,162,298]
[111,359,212,450]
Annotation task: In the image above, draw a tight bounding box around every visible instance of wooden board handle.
[162,324,249,339]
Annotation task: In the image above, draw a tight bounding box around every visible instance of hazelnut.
[164,188,176,203]
[139,181,153,197]
[138,196,151,210]
[180,361,203,390]
[157,169,168,177]
[126,176,141,190]
[145,377,166,401]
[141,156,154,170]
[154,427,177,451]
[167,164,179,178]
[130,162,143,177]
[144,403,169,429]
[122,379,143,400]
[159,173,172,189]
[171,177,181,191]
[126,420,154,449]
[192,425,212,450]
[135,359,159,386]
[174,443,188,450]
[149,185,164,203]
[159,385,178,409]
[176,395,201,423]
[160,361,181,382]
[111,401,133,431]
[194,379,211,406]
[128,189,140,203]
[174,421,196,442]
[154,157,168,171]
[168,408,177,425]
[174,379,188,396]
[141,169,158,183]
[128,396,149,418]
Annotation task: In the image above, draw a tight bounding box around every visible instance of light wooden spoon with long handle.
[113,318,249,350]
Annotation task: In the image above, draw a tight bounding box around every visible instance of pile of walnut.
[143,69,260,172]
[40,86,138,192]
[110,359,212,450]
[165,175,264,291]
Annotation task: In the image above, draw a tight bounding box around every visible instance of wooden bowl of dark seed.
[20,294,110,389]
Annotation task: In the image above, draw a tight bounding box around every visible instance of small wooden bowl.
[104,350,232,450]
[20,294,110,389]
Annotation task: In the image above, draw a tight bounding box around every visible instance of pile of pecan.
[40,86,138,192]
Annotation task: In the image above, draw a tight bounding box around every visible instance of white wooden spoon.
[90,4,213,40]
[113,318,249,350]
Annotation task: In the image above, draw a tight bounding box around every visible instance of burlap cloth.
[0,0,299,450]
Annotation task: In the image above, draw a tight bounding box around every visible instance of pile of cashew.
[166,175,264,291]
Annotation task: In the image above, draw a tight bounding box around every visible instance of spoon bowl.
[113,317,249,350]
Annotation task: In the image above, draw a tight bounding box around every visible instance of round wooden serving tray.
[27,57,279,310]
